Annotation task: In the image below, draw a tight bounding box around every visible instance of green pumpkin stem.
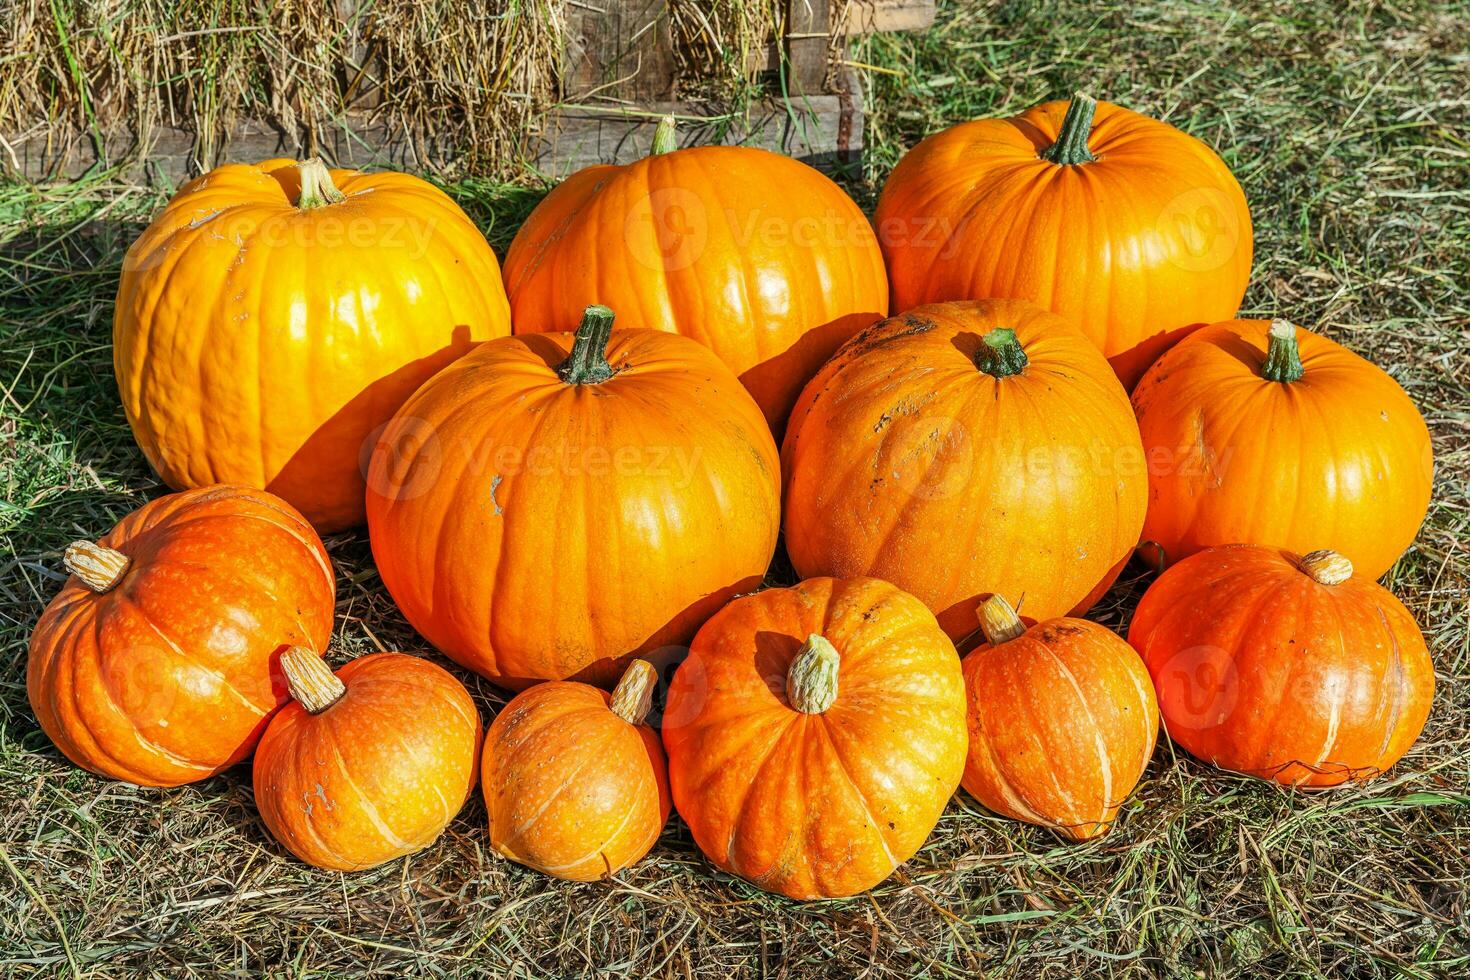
[1260,319,1305,383]
[557,305,618,385]
[296,158,346,209]
[651,114,678,155]
[1040,92,1098,165]
[788,634,839,714]
[976,328,1029,378]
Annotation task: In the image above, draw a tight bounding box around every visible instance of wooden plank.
[843,0,936,34]
[785,0,832,96]
[564,0,676,101]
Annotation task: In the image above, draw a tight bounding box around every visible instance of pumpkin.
[482,660,670,880]
[1129,546,1435,787]
[1132,318,1434,579]
[26,486,335,787]
[961,595,1158,840]
[782,299,1147,639]
[114,157,512,533]
[663,577,967,900]
[252,647,481,871]
[365,305,780,689]
[503,117,888,429]
[875,93,1252,388]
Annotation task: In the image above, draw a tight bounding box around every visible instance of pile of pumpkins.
[28,95,1437,901]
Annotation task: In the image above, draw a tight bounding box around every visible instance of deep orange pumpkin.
[503,118,888,428]
[961,595,1158,840]
[253,647,482,871]
[27,486,335,786]
[1129,546,1434,787]
[663,577,967,900]
[782,299,1147,639]
[482,660,670,880]
[1132,318,1434,579]
[876,94,1252,388]
[114,157,512,532]
[365,306,780,689]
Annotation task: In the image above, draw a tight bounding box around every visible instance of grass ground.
[2,0,1468,976]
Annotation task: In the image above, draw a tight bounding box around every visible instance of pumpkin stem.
[651,114,678,155]
[296,158,346,209]
[557,305,618,385]
[1260,319,1305,383]
[280,646,346,714]
[788,634,840,714]
[1040,92,1098,165]
[610,659,657,725]
[1299,550,1353,586]
[64,540,130,593]
[975,328,1029,378]
[977,594,1027,645]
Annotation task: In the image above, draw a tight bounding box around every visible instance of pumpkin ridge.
[812,717,900,869]
[320,723,414,856]
[722,715,802,874]
[500,711,622,845]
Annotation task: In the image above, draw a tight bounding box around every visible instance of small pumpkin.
[114,157,512,532]
[365,305,780,689]
[1129,546,1435,787]
[961,595,1158,841]
[663,577,967,900]
[482,660,670,880]
[782,299,1147,639]
[252,647,481,871]
[1132,318,1434,578]
[876,93,1252,388]
[504,117,888,428]
[27,486,335,787]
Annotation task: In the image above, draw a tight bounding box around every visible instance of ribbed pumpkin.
[1129,546,1435,787]
[253,648,481,871]
[1132,319,1434,578]
[114,157,512,532]
[26,486,335,787]
[782,299,1147,639]
[961,595,1158,841]
[876,93,1252,388]
[504,118,888,428]
[365,305,780,689]
[483,660,670,880]
[663,577,967,900]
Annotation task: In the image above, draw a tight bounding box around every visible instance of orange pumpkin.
[663,577,967,900]
[114,157,512,532]
[482,660,670,880]
[252,647,481,871]
[365,305,780,689]
[876,93,1252,388]
[961,595,1158,841]
[1132,319,1434,579]
[26,486,335,786]
[1129,546,1435,787]
[782,299,1147,639]
[503,117,888,428]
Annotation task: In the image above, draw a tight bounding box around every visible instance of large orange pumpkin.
[663,577,967,900]
[1132,318,1434,579]
[782,299,1147,639]
[503,118,888,428]
[27,486,335,786]
[482,660,670,880]
[252,647,481,871]
[365,305,780,689]
[114,157,512,532]
[961,595,1158,841]
[876,93,1252,388]
[1129,546,1435,787]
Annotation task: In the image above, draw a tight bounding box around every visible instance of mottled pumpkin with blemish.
[252,650,481,871]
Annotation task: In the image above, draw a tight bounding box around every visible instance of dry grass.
[0,0,789,179]
[2,0,1469,976]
